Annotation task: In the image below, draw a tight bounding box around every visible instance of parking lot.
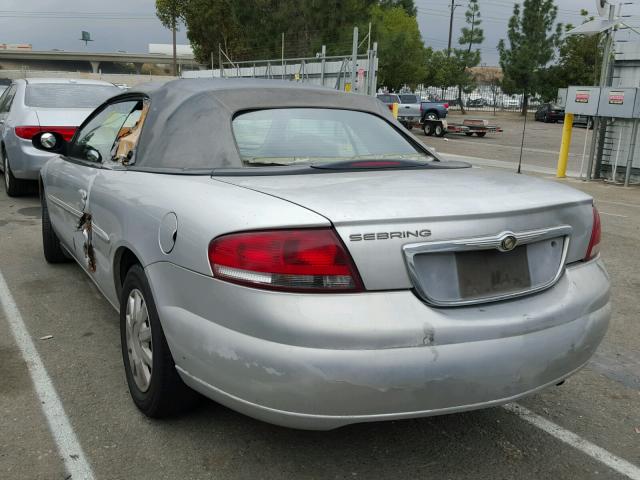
[417,112,592,176]
[1,159,639,479]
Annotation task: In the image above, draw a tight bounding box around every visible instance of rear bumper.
[147,259,610,430]
[6,136,54,180]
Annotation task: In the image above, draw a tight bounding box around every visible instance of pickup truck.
[420,99,449,120]
[377,93,449,128]
[376,93,421,129]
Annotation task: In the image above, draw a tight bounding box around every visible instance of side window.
[112,100,149,164]
[69,100,139,163]
[0,85,17,114]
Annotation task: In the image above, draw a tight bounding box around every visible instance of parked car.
[535,103,565,123]
[33,79,610,430]
[500,97,521,109]
[376,93,421,128]
[0,78,121,196]
[466,98,488,108]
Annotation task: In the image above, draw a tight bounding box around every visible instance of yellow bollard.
[556,112,574,178]
[392,102,399,119]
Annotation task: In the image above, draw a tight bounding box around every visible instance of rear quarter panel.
[86,171,330,306]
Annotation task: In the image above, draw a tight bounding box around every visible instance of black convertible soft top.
[110,78,414,172]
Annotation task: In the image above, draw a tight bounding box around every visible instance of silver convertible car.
[32,79,610,430]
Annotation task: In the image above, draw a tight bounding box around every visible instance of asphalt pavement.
[1,166,639,479]
[418,112,592,176]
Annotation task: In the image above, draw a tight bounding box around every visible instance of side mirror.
[32,131,68,155]
[85,147,101,163]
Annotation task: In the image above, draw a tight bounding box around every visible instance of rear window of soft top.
[232,108,432,167]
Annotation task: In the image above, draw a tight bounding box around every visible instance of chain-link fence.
[415,85,543,113]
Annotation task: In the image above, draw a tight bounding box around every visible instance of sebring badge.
[349,229,432,241]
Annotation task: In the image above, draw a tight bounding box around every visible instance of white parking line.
[0,269,95,480]
[600,211,628,218]
[504,403,640,480]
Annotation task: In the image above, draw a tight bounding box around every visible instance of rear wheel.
[476,132,487,138]
[465,132,473,137]
[42,190,71,263]
[120,264,198,418]
[423,123,433,136]
[3,149,29,197]
[434,124,445,137]
[425,111,438,121]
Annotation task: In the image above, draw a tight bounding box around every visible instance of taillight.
[208,228,363,292]
[15,126,76,142]
[585,206,601,261]
[14,126,41,140]
[443,103,449,109]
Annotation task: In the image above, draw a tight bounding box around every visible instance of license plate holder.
[456,247,531,299]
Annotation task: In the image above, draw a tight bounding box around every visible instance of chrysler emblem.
[500,235,518,251]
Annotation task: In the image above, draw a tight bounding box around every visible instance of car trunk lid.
[214,168,594,303]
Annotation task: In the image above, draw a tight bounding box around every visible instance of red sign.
[608,91,625,105]
[575,90,590,103]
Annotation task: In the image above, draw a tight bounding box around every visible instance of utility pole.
[172,18,177,76]
[351,26,359,92]
[218,43,223,78]
[586,3,616,180]
[447,0,455,56]
[281,33,285,80]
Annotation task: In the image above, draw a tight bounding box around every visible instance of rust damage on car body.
[77,212,96,272]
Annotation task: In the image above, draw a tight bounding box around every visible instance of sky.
[0,0,638,66]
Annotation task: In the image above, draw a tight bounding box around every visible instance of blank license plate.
[456,247,531,299]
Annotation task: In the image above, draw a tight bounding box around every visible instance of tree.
[371,5,427,90]
[452,0,484,113]
[156,0,187,76]
[537,10,604,101]
[424,48,458,94]
[171,1,427,91]
[497,0,562,114]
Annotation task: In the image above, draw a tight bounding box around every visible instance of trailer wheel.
[423,123,433,136]
[434,124,445,137]
[476,132,487,138]
[465,132,473,137]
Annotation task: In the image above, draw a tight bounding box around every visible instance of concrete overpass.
[0,49,201,73]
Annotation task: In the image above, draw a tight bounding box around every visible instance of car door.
[84,98,148,301]
[45,99,140,270]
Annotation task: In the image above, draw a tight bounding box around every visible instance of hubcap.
[125,288,153,392]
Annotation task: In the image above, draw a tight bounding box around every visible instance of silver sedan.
[0,78,121,196]
[32,79,610,430]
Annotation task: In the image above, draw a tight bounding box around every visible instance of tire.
[465,132,473,137]
[543,113,549,123]
[434,124,445,137]
[476,132,487,138]
[120,264,199,418]
[425,111,439,121]
[423,123,433,136]
[3,148,29,197]
[587,118,594,130]
[41,190,71,263]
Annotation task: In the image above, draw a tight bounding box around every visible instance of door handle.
[79,189,87,201]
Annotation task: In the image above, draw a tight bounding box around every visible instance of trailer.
[422,118,502,138]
